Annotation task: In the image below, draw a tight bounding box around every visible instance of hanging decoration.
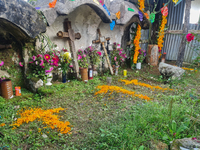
[103,4,111,16]
[128,8,135,12]
[172,0,179,4]
[161,6,168,16]
[49,0,57,8]
[133,25,142,64]
[93,0,99,5]
[138,0,145,12]
[157,13,168,58]
[116,11,121,19]
[99,0,104,5]
[110,20,115,31]
[150,13,155,23]
[144,13,149,19]
[138,11,143,21]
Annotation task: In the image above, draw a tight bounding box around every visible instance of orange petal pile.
[0,123,5,127]
[138,0,145,12]
[95,85,150,101]
[120,79,173,91]
[133,25,142,64]
[11,108,71,134]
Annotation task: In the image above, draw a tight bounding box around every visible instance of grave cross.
[92,29,113,75]
[57,18,81,78]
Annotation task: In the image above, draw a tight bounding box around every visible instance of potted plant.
[77,49,89,81]
[111,42,127,75]
[136,49,146,69]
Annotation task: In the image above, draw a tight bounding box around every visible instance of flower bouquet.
[85,46,102,67]
[111,43,127,75]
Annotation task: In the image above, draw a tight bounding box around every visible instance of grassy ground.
[0,62,200,150]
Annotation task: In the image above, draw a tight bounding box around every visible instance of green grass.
[0,64,200,149]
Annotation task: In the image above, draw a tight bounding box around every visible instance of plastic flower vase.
[136,62,141,69]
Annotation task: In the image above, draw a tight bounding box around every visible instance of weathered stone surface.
[171,137,200,150]
[35,0,112,25]
[28,79,43,93]
[0,0,46,40]
[110,0,150,28]
[0,70,10,78]
[159,62,185,80]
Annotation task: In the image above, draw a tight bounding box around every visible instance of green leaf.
[172,120,177,133]
[162,135,169,141]
[138,145,144,150]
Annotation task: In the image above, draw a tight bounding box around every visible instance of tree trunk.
[176,0,191,67]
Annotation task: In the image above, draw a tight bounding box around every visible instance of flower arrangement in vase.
[54,48,72,83]
[111,42,127,75]
[85,46,102,68]
[77,49,89,81]
[136,49,146,69]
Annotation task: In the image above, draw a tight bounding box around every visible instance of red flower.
[186,33,195,42]
[44,54,51,61]
[52,55,59,62]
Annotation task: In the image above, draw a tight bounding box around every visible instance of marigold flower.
[0,123,5,127]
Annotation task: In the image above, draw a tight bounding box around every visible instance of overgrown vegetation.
[0,63,200,149]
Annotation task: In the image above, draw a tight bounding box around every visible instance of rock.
[159,62,185,80]
[0,0,46,41]
[28,78,43,93]
[150,140,168,150]
[0,70,10,78]
[171,138,200,150]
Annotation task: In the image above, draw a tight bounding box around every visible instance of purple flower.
[84,50,88,54]
[139,11,143,21]
[0,61,4,66]
[113,42,116,45]
[32,56,36,61]
[78,55,82,60]
[29,61,34,64]
[119,51,122,55]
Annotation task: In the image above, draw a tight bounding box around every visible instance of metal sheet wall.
[160,0,200,63]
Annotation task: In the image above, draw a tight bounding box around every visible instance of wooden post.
[176,0,191,67]
[92,29,113,75]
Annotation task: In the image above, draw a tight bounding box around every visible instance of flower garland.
[11,108,71,134]
[138,0,145,12]
[133,25,142,64]
[120,79,173,91]
[157,13,168,58]
[95,85,150,101]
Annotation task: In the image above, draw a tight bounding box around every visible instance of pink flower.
[53,61,58,66]
[19,62,23,67]
[40,60,44,66]
[192,137,197,140]
[45,67,54,75]
[83,54,86,58]
[117,44,120,46]
[119,51,122,55]
[69,65,73,68]
[186,33,195,42]
[78,55,82,60]
[114,56,117,61]
[35,61,38,65]
[41,66,45,69]
[32,56,36,61]
[97,51,102,56]
[0,61,4,66]
[44,54,51,61]
[29,61,34,64]
[37,54,43,58]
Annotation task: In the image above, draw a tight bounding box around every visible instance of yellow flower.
[63,52,71,60]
